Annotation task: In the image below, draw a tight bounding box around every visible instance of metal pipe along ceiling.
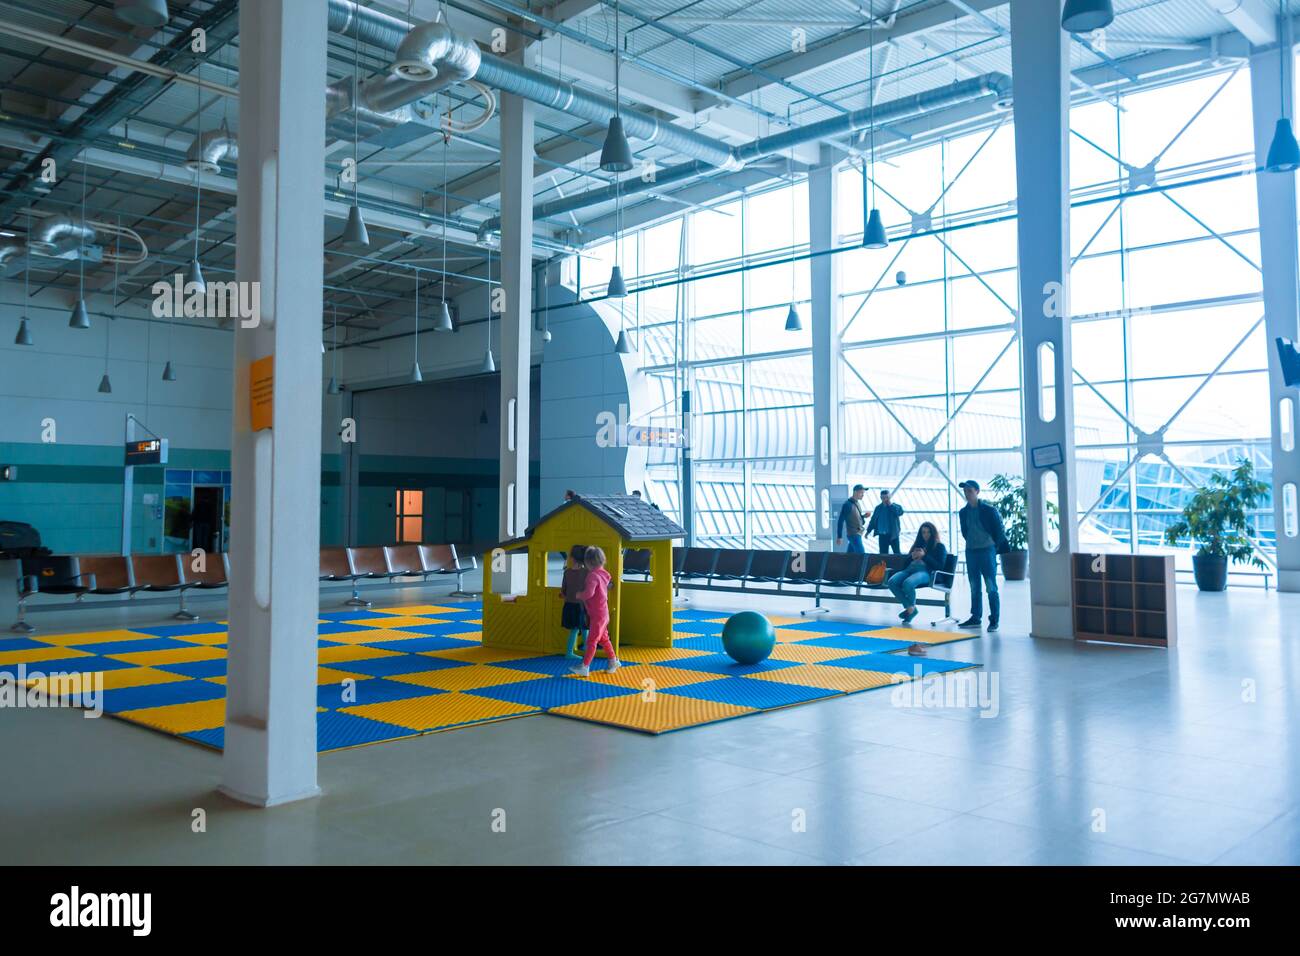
[476,73,1013,237]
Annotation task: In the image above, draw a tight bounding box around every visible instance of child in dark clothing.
[560,544,589,659]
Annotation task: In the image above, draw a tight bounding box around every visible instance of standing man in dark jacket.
[957,479,1009,631]
[865,490,904,554]
[835,485,870,553]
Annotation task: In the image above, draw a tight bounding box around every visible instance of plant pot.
[1192,553,1229,591]
[1001,549,1028,581]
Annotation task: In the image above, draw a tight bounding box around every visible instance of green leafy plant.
[1163,458,1268,567]
[988,474,1058,550]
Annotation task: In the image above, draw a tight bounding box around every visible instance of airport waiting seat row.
[13,552,231,633]
[652,546,958,616]
[319,543,475,608]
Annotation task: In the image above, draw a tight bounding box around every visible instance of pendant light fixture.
[785,146,802,332]
[541,266,552,343]
[326,304,341,394]
[482,248,496,373]
[113,0,168,28]
[15,212,33,346]
[99,226,119,395]
[161,265,176,380]
[605,1,630,300]
[1267,1,1300,173]
[862,13,888,250]
[189,64,207,297]
[70,161,90,329]
[342,19,370,248]
[599,1,634,173]
[435,107,455,332]
[410,271,423,384]
[1061,0,1114,34]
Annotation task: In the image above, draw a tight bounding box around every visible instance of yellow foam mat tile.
[749,664,908,693]
[318,666,377,683]
[23,666,189,695]
[170,630,229,646]
[0,646,93,665]
[372,604,465,616]
[583,665,726,691]
[768,643,864,664]
[422,645,542,665]
[352,615,443,629]
[339,692,537,732]
[107,645,226,667]
[774,627,833,643]
[388,664,545,691]
[868,626,972,645]
[619,645,710,663]
[205,676,226,685]
[317,645,401,664]
[552,694,755,734]
[117,698,226,734]
[30,628,154,647]
[321,628,431,645]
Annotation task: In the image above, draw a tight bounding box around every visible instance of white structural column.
[221,0,327,806]
[1249,39,1300,592]
[1009,0,1080,638]
[808,147,840,546]
[497,40,536,568]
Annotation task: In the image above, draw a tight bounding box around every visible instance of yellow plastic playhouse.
[481,494,685,655]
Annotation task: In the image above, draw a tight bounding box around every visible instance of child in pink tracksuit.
[568,546,621,676]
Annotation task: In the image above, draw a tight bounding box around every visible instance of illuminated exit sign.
[125,438,168,466]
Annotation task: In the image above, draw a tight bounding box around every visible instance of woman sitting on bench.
[886,522,948,625]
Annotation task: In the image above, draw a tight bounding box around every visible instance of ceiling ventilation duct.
[185,120,238,174]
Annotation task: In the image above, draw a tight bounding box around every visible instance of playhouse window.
[622,548,653,582]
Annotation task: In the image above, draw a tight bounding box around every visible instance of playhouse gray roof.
[493,494,685,551]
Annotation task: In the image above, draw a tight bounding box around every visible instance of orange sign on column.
[250,355,274,431]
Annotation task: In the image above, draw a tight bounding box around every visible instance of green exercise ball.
[721,611,776,665]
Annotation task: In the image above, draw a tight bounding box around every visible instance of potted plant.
[987,474,1059,580]
[1163,457,1268,591]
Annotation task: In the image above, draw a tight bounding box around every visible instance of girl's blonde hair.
[583,545,606,569]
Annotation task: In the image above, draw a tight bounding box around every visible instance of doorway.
[191,486,224,554]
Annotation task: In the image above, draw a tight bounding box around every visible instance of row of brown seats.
[319,544,474,608]
[14,552,230,632]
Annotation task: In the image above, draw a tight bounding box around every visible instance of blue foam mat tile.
[323,653,465,679]
[793,635,915,653]
[66,636,197,655]
[1,656,135,679]
[671,635,726,653]
[366,635,479,653]
[318,621,376,636]
[132,622,228,639]
[182,727,225,750]
[656,653,802,677]
[318,610,395,623]
[664,676,841,709]
[827,652,978,676]
[778,620,886,634]
[469,675,637,709]
[671,608,730,621]
[102,678,227,714]
[0,637,54,651]
[317,678,442,709]
[155,658,228,679]
[317,711,419,751]
[669,621,726,635]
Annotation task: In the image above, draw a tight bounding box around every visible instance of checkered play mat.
[0,602,979,748]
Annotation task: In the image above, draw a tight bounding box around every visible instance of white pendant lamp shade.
[614,329,635,354]
[97,373,113,394]
[114,0,168,28]
[542,327,552,343]
[186,257,205,296]
[14,318,33,346]
[600,116,634,173]
[162,360,176,382]
[342,203,370,247]
[785,303,802,332]
[326,376,341,395]
[1061,0,1114,33]
[481,348,496,374]
[434,300,454,332]
[409,361,423,384]
[607,265,628,298]
[1266,118,1300,173]
[863,208,888,249]
[69,299,90,329]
